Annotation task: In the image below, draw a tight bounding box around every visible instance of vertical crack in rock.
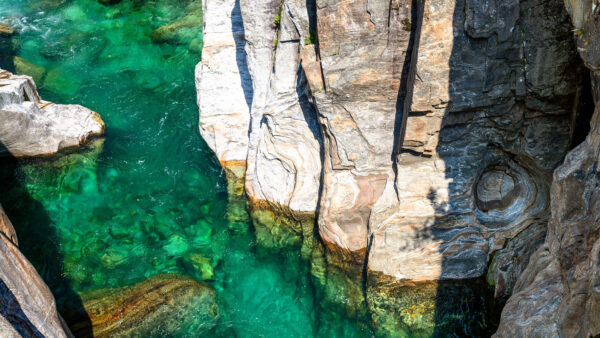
[196,0,591,335]
[392,0,424,199]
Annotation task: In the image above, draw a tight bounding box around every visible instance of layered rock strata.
[196,0,322,256]
[65,274,219,337]
[0,204,72,337]
[496,1,600,336]
[197,0,587,333]
[0,68,105,158]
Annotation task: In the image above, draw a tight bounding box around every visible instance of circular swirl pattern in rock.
[475,169,520,211]
[474,161,545,229]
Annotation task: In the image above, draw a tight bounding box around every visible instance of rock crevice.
[197,0,592,334]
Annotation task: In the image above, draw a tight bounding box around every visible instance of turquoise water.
[0,0,498,336]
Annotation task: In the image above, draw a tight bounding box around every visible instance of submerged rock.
[0,24,14,36]
[65,274,218,337]
[0,68,105,158]
[13,57,46,85]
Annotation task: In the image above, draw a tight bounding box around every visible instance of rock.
[65,274,218,337]
[496,102,600,337]
[196,0,322,258]
[0,205,72,337]
[0,204,17,246]
[186,253,215,281]
[0,68,105,158]
[151,14,203,45]
[13,57,46,85]
[496,2,600,333]
[196,0,588,334]
[0,24,14,36]
[195,0,251,166]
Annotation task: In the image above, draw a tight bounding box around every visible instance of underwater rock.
[0,68,105,157]
[65,274,218,337]
[0,206,72,337]
[151,14,203,45]
[0,24,14,36]
[13,57,46,85]
[186,253,215,281]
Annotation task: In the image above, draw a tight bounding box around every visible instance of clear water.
[0,0,498,337]
[0,0,370,336]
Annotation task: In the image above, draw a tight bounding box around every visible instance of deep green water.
[0,0,369,336]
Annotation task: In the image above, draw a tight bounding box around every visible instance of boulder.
[65,274,219,337]
[0,68,105,158]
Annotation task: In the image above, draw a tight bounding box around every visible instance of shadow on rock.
[0,149,93,337]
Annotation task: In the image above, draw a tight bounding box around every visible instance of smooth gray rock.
[196,0,322,253]
[0,68,105,158]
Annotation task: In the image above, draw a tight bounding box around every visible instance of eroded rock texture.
[197,0,587,334]
[304,0,582,333]
[0,68,105,158]
[65,274,218,337]
[0,67,104,337]
[0,204,72,338]
[496,1,600,336]
[196,0,322,255]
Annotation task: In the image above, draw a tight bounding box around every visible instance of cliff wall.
[496,1,600,336]
[197,0,591,333]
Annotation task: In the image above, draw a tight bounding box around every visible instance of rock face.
[0,204,72,338]
[196,0,322,254]
[495,106,600,338]
[196,0,588,333]
[496,2,600,336]
[0,68,105,158]
[64,274,219,337]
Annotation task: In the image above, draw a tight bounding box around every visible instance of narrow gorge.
[0,0,599,336]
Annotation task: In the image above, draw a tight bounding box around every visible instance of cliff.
[197,0,590,333]
[0,68,105,336]
[496,1,600,336]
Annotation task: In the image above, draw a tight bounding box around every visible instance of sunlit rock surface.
[196,0,586,334]
[0,205,72,338]
[65,274,218,337]
[496,1,600,335]
[196,0,322,253]
[195,0,251,164]
[0,68,105,158]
